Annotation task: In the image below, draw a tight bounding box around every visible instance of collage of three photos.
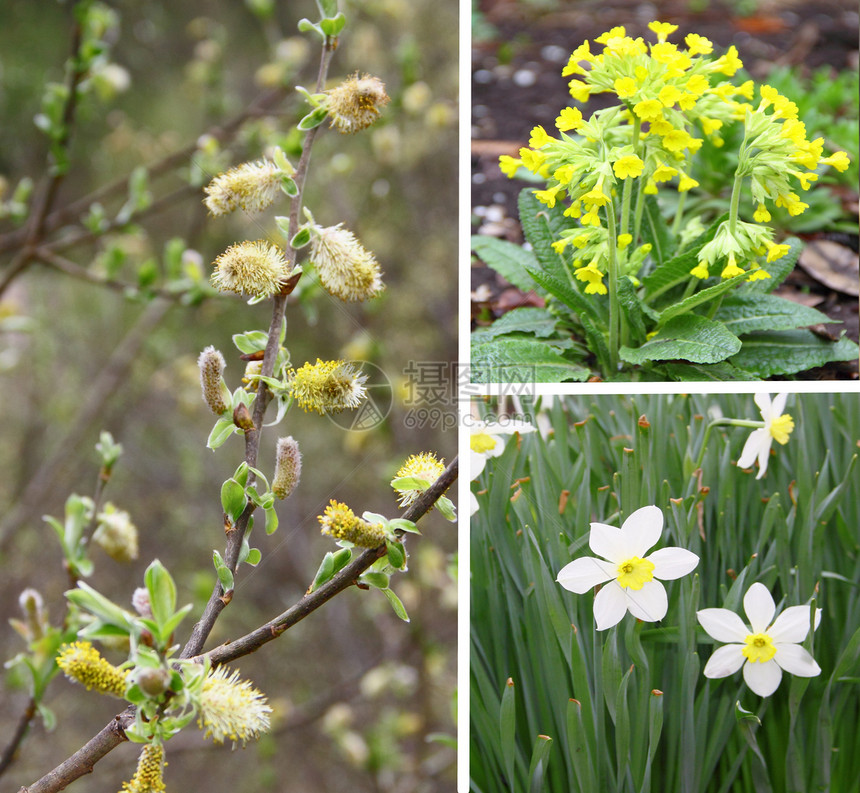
[0,1,857,792]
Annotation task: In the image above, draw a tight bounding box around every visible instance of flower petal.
[593,582,628,631]
[478,420,536,437]
[469,491,479,516]
[743,658,782,696]
[768,605,821,644]
[769,392,788,418]
[648,547,699,580]
[588,522,629,562]
[744,583,775,633]
[557,557,616,594]
[470,450,487,480]
[621,505,663,556]
[737,428,769,472]
[484,435,506,459]
[753,393,773,419]
[696,608,749,643]
[702,645,746,678]
[773,644,821,678]
[625,580,668,623]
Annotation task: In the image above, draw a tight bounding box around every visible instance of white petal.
[744,583,775,634]
[753,393,772,418]
[589,522,629,562]
[484,435,506,459]
[470,450,487,480]
[478,420,536,437]
[768,605,819,644]
[773,644,821,677]
[696,608,749,643]
[648,547,699,580]
[737,428,769,472]
[621,505,663,556]
[769,392,788,417]
[625,580,668,623]
[702,645,746,678]
[593,582,628,631]
[469,491,480,516]
[557,557,616,594]
[743,659,782,696]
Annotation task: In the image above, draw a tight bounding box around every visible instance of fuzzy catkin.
[198,346,228,415]
[273,437,301,500]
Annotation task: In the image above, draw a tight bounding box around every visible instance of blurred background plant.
[470,392,859,793]
[0,1,457,791]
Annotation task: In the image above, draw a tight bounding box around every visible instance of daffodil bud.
[326,73,390,134]
[273,436,301,500]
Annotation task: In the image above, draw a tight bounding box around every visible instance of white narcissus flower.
[469,419,536,480]
[697,582,821,697]
[556,506,699,631]
[736,393,794,479]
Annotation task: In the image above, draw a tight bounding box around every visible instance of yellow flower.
[563,41,595,76]
[721,254,745,278]
[529,125,554,149]
[661,128,694,152]
[791,170,818,191]
[746,266,771,282]
[617,234,633,250]
[643,179,658,195]
[658,85,682,107]
[714,45,742,76]
[774,192,808,216]
[120,743,166,793]
[596,26,627,44]
[633,99,663,122]
[650,41,680,64]
[581,188,610,207]
[556,106,584,131]
[519,147,546,173]
[753,204,771,223]
[614,77,638,99]
[821,151,850,172]
[766,242,791,263]
[653,161,678,182]
[700,117,723,136]
[613,155,645,179]
[677,92,698,111]
[288,359,367,414]
[575,263,607,294]
[535,185,563,208]
[310,224,384,303]
[690,263,710,279]
[685,33,713,55]
[392,452,445,508]
[198,666,272,744]
[553,164,576,184]
[581,208,602,227]
[647,21,678,42]
[568,79,592,103]
[56,641,128,698]
[499,155,521,178]
[319,500,386,547]
[677,173,699,192]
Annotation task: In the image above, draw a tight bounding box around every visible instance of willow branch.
[19,457,458,793]
[180,36,338,661]
[0,696,37,779]
[203,457,459,666]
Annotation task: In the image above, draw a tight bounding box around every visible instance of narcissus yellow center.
[615,556,655,590]
[471,432,498,455]
[768,414,794,445]
[742,632,777,663]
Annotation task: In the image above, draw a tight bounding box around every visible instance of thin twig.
[0,696,37,778]
[18,457,458,793]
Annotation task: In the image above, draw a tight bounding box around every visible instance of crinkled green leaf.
[656,270,747,326]
[523,265,603,323]
[714,292,835,335]
[471,235,541,294]
[472,338,590,383]
[471,307,559,345]
[730,330,859,377]
[620,314,741,365]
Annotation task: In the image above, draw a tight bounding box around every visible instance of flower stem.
[605,199,621,372]
[693,417,764,473]
[620,117,641,238]
[671,190,687,237]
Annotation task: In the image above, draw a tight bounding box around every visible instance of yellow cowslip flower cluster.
[318,500,387,547]
[56,641,128,698]
[499,21,850,289]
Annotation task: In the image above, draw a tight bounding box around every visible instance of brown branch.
[0,696,37,778]
[180,36,339,661]
[18,457,458,793]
